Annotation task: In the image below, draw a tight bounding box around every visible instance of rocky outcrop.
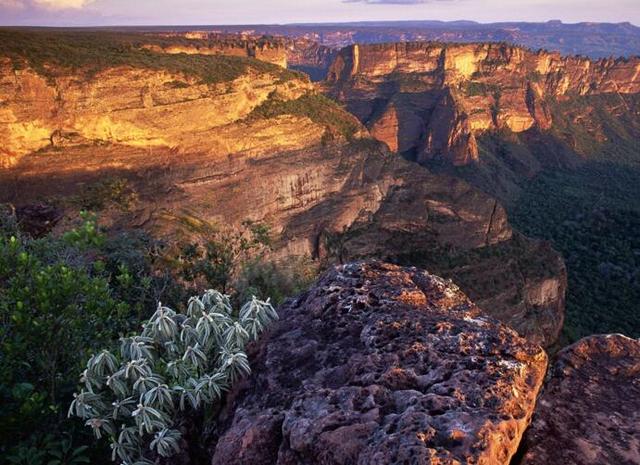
[325,42,640,166]
[519,334,640,465]
[208,262,548,465]
[142,37,288,68]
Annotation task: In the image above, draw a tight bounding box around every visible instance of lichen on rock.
[208,261,548,465]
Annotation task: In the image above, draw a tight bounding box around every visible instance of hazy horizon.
[0,0,638,27]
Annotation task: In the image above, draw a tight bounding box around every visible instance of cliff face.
[142,41,288,68]
[0,38,566,346]
[0,58,312,168]
[207,262,548,465]
[326,42,640,166]
[286,39,337,82]
[0,59,504,255]
[146,32,337,81]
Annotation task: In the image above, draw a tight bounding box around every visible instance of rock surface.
[520,334,640,465]
[209,262,548,465]
[325,42,640,167]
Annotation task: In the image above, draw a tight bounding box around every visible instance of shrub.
[235,256,319,305]
[69,291,277,464]
[0,210,185,464]
[165,215,273,293]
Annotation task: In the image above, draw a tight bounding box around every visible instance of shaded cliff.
[206,262,548,465]
[325,42,640,171]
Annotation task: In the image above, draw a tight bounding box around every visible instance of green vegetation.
[69,291,277,464]
[463,81,499,97]
[0,29,303,84]
[0,213,167,465]
[73,177,138,211]
[511,162,640,342]
[0,208,316,465]
[246,93,361,139]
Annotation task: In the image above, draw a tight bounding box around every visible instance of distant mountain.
[194,20,640,59]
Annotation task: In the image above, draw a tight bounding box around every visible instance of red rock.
[520,334,640,465]
[209,262,548,465]
[326,42,640,167]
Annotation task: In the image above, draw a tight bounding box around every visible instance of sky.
[0,0,638,27]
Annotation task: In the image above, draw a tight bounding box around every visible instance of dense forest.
[511,161,640,343]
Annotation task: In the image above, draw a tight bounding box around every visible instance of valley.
[0,23,639,465]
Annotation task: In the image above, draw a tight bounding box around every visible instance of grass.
[0,28,304,84]
[246,93,361,138]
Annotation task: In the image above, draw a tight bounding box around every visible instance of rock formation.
[325,42,640,167]
[141,35,289,68]
[208,262,548,465]
[0,32,566,347]
[0,56,312,168]
[145,32,337,81]
[519,334,640,465]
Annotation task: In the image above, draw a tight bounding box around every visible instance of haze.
[0,0,638,26]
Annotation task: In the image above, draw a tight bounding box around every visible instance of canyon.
[0,30,566,347]
[325,42,640,172]
[0,26,639,465]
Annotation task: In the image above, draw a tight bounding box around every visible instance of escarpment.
[325,42,640,169]
[0,32,566,347]
[207,262,549,465]
[141,36,289,68]
[0,57,312,168]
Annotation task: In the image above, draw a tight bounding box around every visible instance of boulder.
[209,262,548,465]
[520,334,640,465]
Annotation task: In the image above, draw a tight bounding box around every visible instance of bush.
[235,256,319,305]
[68,291,277,464]
[0,210,185,464]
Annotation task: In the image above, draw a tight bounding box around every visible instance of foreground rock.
[521,334,640,465]
[209,262,548,465]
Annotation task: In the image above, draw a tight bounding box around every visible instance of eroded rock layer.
[209,262,548,465]
[0,36,566,346]
[325,42,640,166]
[521,334,640,465]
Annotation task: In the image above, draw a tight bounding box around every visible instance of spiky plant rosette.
[69,290,278,465]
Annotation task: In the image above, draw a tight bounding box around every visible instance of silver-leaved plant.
[69,291,277,465]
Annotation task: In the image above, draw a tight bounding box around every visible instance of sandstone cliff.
[0,31,566,346]
[141,37,288,68]
[207,262,548,465]
[326,42,640,167]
